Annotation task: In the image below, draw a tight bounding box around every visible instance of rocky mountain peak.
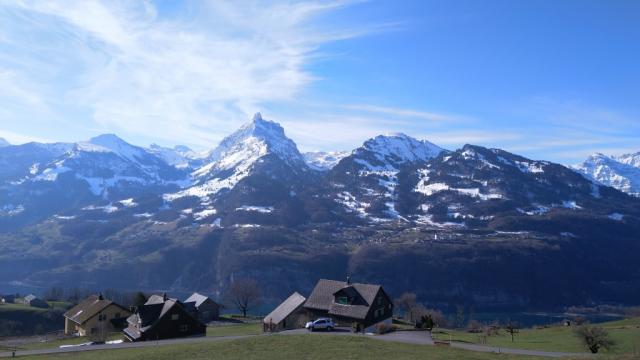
[205,113,304,168]
[352,133,445,171]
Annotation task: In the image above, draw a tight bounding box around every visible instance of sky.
[0,0,638,164]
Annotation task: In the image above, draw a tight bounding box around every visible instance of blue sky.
[0,0,638,164]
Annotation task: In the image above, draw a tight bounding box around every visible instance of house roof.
[263,292,306,325]
[303,279,383,320]
[24,294,38,302]
[64,295,122,325]
[145,294,176,305]
[126,298,184,334]
[184,292,215,308]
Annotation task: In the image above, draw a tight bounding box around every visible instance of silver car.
[305,318,335,331]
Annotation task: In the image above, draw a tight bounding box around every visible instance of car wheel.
[327,326,333,331]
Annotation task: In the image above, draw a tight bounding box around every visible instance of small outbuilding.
[18,294,49,309]
[184,292,220,323]
[263,292,308,332]
[1,294,16,304]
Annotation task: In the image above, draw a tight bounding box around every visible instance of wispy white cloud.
[0,0,379,147]
[342,104,473,123]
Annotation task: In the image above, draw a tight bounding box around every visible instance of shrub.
[574,325,615,354]
[467,319,483,333]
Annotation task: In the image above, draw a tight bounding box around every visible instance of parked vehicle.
[305,318,335,331]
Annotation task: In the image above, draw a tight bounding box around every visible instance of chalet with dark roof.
[184,292,220,323]
[303,278,393,332]
[63,294,131,336]
[124,293,206,342]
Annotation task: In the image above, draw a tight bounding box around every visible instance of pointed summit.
[252,112,263,122]
[204,113,304,167]
[169,113,308,200]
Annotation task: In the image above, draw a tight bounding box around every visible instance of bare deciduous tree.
[456,305,465,328]
[394,292,418,322]
[574,325,615,354]
[504,320,519,342]
[225,278,262,318]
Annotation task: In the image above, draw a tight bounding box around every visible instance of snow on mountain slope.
[0,142,74,183]
[574,152,640,196]
[166,113,308,201]
[0,138,9,147]
[617,151,640,168]
[303,151,349,171]
[328,133,446,221]
[29,134,187,197]
[147,144,206,169]
[352,133,445,171]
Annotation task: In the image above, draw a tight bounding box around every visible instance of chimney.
[162,292,167,302]
[98,293,104,301]
[346,275,351,285]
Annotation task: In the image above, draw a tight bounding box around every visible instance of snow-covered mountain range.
[574,152,640,197]
[1,113,638,228]
[1,113,639,310]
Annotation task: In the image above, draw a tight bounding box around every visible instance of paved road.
[0,334,254,358]
[280,328,434,345]
[1,329,588,359]
[449,342,592,358]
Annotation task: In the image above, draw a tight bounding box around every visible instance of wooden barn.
[184,292,220,323]
[263,292,308,332]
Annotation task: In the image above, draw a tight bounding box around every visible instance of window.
[171,314,180,320]
[375,308,384,318]
[115,313,121,319]
[179,324,189,332]
[377,296,383,305]
[98,314,107,321]
[336,296,348,305]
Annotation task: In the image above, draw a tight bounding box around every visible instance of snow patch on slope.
[303,151,349,171]
[573,152,640,196]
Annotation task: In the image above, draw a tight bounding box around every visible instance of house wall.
[197,299,220,323]
[362,288,394,329]
[263,307,311,332]
[304,288,394,332]
[139,305,206,341]
[67,304,130,337]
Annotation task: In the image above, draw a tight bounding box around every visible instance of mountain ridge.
[0,114,639,310]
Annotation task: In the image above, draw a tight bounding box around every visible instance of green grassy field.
[8,322,261,350]
[0,303,49,313]
[19,334,541,360]
[206,322,262,337]
[432,317,640,355]
[0,303,65,337]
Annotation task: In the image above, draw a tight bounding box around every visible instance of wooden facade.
[124,296,206,342]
